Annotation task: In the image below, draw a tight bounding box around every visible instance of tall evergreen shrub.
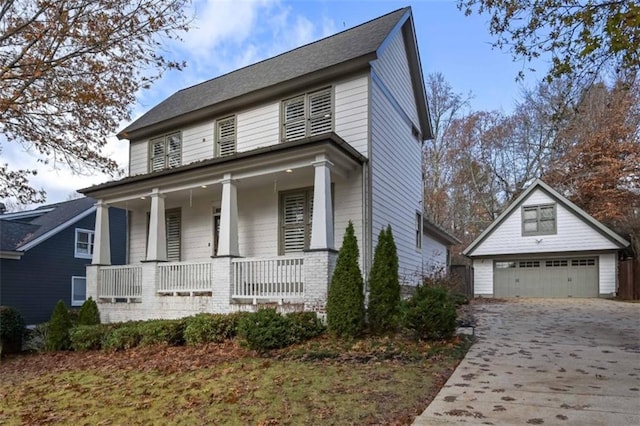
[77,297,101,326]
[47,300,73,350]
[326,221,365,337]
[368,225,401,333]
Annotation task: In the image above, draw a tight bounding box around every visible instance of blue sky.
[6,0,548,206]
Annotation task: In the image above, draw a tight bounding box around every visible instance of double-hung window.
[216,116,236,157]
[75,229,94,259]
[149,132,182,172]
[282,88,332,141]
[415,212,423,249]
[522,204,556,235]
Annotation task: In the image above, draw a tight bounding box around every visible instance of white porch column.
[310,155,334,250]
[92,201,111,265]
[218,173,239,257]
[146,189,167,261]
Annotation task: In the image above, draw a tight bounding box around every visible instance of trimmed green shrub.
[286,311,325,343]
[139,319,187,346]
[77,297,101,326]
[184,312,248,345]
[327,221,365,338]
[102,322,143,351]
[367,226,401,334]
[401,286,457,340]
[0,306,26,355]
[70,324,112,351]
[47,300,73,351]
[237,308,292,352]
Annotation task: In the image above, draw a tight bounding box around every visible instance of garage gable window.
[522,204,556,236]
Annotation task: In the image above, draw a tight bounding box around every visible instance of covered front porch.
[81,135,365,322]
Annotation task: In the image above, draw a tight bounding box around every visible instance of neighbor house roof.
[119,7,432,141]
[423,218,460,246]
[463,179,630,257]
[0,197,96,254]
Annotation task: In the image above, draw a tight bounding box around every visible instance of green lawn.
[0,336,470,425]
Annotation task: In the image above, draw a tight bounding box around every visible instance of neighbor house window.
[282,88,332,141]
[416,212,423,249]
[71,276,86,306]
[149,132,182,172]
[522,204,556,236]
[75,229,94,259]
[216,116,236,157]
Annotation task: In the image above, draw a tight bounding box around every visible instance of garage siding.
[599,253,617,295]
[473,259,494,296]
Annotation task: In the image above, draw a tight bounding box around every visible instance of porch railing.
[157,261,213,295]
[99,265,142,302]
[232,256,304,300]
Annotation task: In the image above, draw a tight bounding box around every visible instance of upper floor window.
[149,132,181,172]
[216,116,236,157]
[522,204,556,236]
[75,229,94,259]
[282,88,332,141]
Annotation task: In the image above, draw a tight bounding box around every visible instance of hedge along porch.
[84,139,362,323]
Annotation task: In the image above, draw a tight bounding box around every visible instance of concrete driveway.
[414,299,640,425]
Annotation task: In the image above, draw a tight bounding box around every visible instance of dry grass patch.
[0,336,471,425]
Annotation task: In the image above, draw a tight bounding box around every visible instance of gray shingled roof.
[120,7,410,136]
[0,197,95,251]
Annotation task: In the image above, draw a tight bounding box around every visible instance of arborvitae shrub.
[286,311,325,343]
[367,226,401,334]
[237,308,292,352]
[401,286,457,340]
[0,306,26,355]
[326,221,365,338]
[47,300,73,351]
[77,297,101,326]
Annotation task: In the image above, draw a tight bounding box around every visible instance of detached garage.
[464,180,629,298]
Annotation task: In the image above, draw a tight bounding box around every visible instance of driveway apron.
[414,299,640,425]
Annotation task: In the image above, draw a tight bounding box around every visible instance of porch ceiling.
[80,133,365,205]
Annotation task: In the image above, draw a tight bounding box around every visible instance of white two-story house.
[80,7,438,322]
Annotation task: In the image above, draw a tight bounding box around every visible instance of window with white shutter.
[282,88,333,141]
[148,132,182,172]
[279,187,334,254]
[166,209,181,262]
[217,116,236,157]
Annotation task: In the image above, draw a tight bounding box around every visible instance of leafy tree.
[458,0,640,85]
[326,221,365,338]
[0,0,190,203]
[47,300,72,350]
[77,297,100,326]
[368,226,401,334]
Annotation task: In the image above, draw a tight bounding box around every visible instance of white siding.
[182,122,214,165]
[473,259,494,296]
[422,235,447,275]
[472,189,620,256]
[129,140,147,176]
[334,172,364,271]
[599,253,617,295]
[370,77,423,284]
[371,30,419,127]
[237,103,279,152]
[128,209,147,263]
[334,74,369,156]
[237,186,278,258]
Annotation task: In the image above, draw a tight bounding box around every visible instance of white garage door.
[494,258,598,297]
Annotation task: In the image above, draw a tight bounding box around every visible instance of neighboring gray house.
[463,180,630,298]
[0,198,126,324]
[79,7,438,322]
